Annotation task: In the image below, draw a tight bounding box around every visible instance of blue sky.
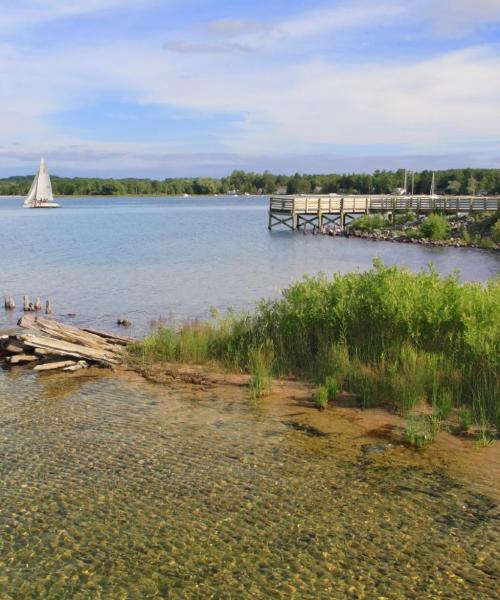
[1,0,500,177]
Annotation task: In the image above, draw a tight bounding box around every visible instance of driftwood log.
[0,316,131,372]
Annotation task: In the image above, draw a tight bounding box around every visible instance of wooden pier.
[268,195,500,231]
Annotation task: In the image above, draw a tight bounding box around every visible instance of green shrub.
[420,214,450,240]
[491,220,500,243]
[351,214,388,231]
[394,211,416,225]
[405,227,423,239]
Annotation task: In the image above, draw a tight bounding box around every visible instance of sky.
[1,0,500,177]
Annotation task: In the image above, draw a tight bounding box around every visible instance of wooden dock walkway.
[268,195,500,231]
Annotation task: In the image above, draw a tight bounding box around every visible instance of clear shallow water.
[0,370,498,598]
[1,196,499,598]
[0,196,499,335]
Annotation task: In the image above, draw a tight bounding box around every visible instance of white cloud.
[206,19,271,37]
[3,38,500,157]
[169,2,404,55]
[165,40,253,54]
[0,0,149,31]
[2,1,500,173]
[431,0,500,35]
[279,2,405,38]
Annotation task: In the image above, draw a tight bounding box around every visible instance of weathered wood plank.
[20,334,120,366]
[7,354,39,364]
[34,360,77,372]
[82,327,133,345]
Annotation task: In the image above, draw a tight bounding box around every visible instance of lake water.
[1,195,499,335]
[0,369,498,598]
[1,196,499,598]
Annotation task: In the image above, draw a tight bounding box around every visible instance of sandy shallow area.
[130,361,500,502]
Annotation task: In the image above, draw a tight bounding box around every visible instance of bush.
[351,214,388,231]
[491,220,500,243]
[405,227,423,240]
[420,214,450,240]
[395,211,416,225]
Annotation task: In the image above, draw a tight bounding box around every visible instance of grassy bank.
[131,261,499,439]
[349,211,500,249]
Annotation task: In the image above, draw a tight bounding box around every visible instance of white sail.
[24,157,59,208]
[23,172,38,207]
[36,158,53,202]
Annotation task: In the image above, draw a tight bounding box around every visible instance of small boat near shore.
[23,157,60,209]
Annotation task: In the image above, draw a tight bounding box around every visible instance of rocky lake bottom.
[0,367,498,599]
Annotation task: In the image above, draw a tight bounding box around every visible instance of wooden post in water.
[34,297,42,311]
[45,300,53,315]
[23,295,30,312]
[4,296,15,310]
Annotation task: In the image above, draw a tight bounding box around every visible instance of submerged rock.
[117,318,132,327]
[283,421,328,438]
[361,443,393,455]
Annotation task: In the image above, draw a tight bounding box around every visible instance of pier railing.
[268,194,500,230]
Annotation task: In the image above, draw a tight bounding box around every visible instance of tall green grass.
[131,261,499,430]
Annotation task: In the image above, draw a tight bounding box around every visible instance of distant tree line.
[1,168,500,197]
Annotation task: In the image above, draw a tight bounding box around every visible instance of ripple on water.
[0,370,498,599]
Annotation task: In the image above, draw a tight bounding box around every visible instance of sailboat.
[23,158,60,208]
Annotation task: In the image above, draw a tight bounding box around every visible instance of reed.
[133,261,499,432]
[248,348,273,400]
[405,415,441,448]
[313,386,329,410]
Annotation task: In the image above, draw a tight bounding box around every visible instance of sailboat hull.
[27,202,60,209]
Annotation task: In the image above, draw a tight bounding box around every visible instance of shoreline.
[323,228,500,251]
[127,360,500,501]
[2,314,498,499]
